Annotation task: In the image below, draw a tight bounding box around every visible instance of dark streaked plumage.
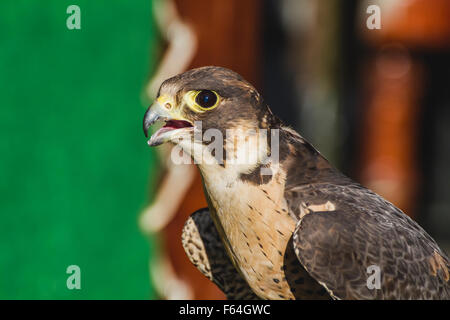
[144,66,450,300]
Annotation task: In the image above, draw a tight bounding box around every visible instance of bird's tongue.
[148,120,193,146]
[163,120,193,130]
[152,120,193,138]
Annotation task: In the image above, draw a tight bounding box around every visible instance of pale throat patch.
[177,124,274,182]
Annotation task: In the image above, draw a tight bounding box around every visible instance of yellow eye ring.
[184,90,220,112]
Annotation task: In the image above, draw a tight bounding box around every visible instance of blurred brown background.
[142,0,450,299]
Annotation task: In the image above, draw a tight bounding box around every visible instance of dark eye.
[196,90,218,109]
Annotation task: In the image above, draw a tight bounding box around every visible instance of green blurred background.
[0,1,159,299]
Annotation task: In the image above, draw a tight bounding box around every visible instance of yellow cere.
[156,94,173,106]
[155,94,184,119]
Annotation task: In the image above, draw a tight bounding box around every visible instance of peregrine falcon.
[143,66,449,300]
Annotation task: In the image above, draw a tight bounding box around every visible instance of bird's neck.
[196,141,297,300]
[278,127,350,189]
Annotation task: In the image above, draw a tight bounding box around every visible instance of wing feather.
[288,184,450,300]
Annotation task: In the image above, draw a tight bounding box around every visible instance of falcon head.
[143,66,279,166]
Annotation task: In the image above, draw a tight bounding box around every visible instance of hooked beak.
[143,101,193,146]
[143,102,166,138]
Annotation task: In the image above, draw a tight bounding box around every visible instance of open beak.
[143,101,193,146]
